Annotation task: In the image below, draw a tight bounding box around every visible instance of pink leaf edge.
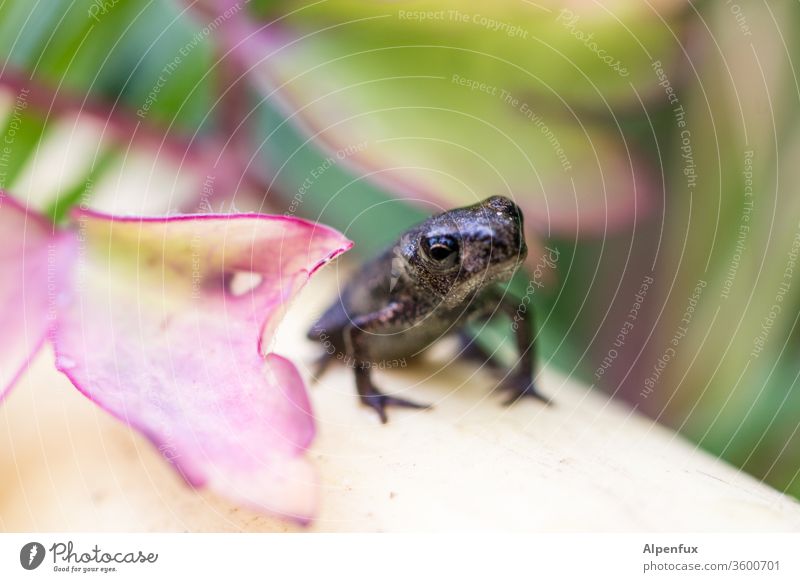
[47,207,351,523]
[0,193,75,401]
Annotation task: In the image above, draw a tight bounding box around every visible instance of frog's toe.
[499,378,551,407]
[359,391,431,424]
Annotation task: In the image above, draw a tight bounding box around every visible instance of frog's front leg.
[346,303,431,423]
[487,290,551,406]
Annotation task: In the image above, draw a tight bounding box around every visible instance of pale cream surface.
[1,270,799,532]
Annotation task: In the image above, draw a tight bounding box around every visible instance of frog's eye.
[422,235,459,267]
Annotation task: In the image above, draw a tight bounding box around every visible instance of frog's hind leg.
[456,330,504,372]
[309,351,335,384]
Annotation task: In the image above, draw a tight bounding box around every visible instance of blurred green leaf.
[0,0,215,130]
[220,0,684,242]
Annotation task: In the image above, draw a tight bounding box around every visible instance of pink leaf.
[51,209,351,521]
[0,193,74,400]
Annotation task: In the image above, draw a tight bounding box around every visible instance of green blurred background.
[1,0,798,499]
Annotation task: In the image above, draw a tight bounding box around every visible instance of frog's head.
[398,196,527,303]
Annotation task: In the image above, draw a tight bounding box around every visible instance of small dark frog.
[308,195,548,422]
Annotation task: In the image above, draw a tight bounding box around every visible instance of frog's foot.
[498,376,551,407]
[357,386,431,424]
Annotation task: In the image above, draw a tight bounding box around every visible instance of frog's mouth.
[485,252,526,286]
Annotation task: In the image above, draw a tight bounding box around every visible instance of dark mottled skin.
[308,196,548,422]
